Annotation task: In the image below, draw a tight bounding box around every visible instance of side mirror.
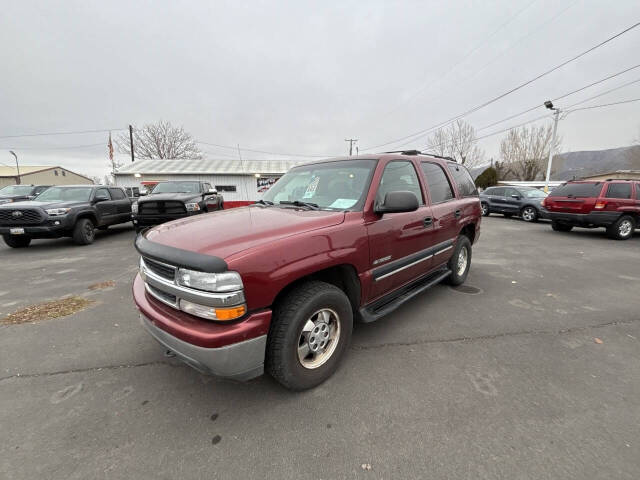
[375,191,419,214]
[511,194,520,200]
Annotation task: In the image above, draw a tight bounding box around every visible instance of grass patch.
[88,280,116,290]
[2,296,94,325]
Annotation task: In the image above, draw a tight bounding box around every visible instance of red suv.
[132,152,481,390]
[543,180,640,240]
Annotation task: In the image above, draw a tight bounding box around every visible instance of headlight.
[176,268,243,292]
[131,202,138,214]
[185,202,201,212]
[45,208,71,216]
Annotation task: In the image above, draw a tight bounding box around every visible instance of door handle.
[423,217,433,227]
[454,209,462,218]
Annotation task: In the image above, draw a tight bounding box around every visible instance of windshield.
[151,182,200,194]
[521,188,547,198]
[0,185,33,196]
[36,187,93,203]
[262,159,377,210]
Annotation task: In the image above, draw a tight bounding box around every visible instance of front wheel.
[481,202,490,216]
[266,281,353,391]
[607,215,635,240]
[446,236,472,286]
[73,218,95,245]
[3,234,31,248]
[521,206,538,222]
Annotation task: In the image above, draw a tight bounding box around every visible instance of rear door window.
[446,163,478,197]
[550,183,603,198]
[636,183,640,200]
[490,187,505,196]
[421,162,454,204]
[605,183,632,199]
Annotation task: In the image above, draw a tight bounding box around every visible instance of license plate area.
[10,228,25,235]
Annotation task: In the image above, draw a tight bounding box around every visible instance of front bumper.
[0,216,74,237]
[547,211,620,227]
[132,211,201,228]
[133,274,271,380]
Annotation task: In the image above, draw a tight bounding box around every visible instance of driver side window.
[376,161,423,206]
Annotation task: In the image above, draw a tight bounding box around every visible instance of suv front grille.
[139,201,186,215]
[143,257,176,280]
[0,208,44,225]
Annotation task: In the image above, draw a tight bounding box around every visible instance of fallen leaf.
[361,463,372,471]
[594,338,603,344]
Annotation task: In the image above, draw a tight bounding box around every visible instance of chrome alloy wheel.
[456,246,469,276]
[619,219,633,237]
[522,207,536,222]
[297,308,341,369]
[481,203,489,215]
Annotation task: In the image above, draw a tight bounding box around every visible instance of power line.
[362,21,640,151]
[0,127,126,140]
[477,64,640,131]
[564,77,640,109]
[566,97,640,112]
[7,142,107,151]
[197,140,336,158]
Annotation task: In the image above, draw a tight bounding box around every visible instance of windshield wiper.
[254,199,274,206]
[279,200,319,210]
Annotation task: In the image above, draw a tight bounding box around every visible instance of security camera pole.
[543,100,560,193]
[9,150,21,184]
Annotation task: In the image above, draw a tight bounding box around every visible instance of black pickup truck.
[0,184,51,205]
[132,180,223,232]
[0,185,132,248]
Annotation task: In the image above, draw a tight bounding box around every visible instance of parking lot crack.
[0,360,185,382]
[352,318,639,351]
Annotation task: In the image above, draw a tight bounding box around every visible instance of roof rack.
[605,178,636,181]
[383,149,456,161]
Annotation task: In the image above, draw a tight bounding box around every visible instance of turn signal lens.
[214,305,246,321]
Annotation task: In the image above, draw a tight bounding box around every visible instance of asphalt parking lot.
[1,218,639,479]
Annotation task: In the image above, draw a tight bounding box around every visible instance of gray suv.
[479,186,548,222]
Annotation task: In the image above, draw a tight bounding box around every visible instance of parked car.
[479,185,548,222]
[0,184,51,205]
[0,185,132,248]
[543,179,640,240]
[132,181,223,232]
[133,152,481,390]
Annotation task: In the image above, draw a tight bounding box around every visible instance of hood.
[0,200,88,209]
[144,206,346,259]
[140,192,201,202]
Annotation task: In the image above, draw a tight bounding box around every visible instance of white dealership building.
[114,158,307,207]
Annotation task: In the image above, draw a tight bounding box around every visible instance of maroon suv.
[543,180,640,240]
[133,152,481,390]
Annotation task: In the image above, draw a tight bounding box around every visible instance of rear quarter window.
[446,163,478,197]
[549,183,603,198]
[605,183,632,199]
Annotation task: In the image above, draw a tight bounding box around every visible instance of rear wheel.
[521,206,538,222]
[3,234,31,248]
[72,218,95,245]
[266,281,353,390]
[481,202,490,216]
[552,221,573,232]
[607,215,635,240]
[446,236,472,286]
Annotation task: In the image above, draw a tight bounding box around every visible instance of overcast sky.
[1,0,639,179]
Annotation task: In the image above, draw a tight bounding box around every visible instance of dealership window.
[54,170,59,176]
[215,185,237,192]
[62,170,66,176]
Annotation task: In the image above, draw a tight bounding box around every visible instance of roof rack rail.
[382,149,457,161]
[605,178,635,181]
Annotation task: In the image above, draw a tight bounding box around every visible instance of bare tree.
[426,119,485,167]
[499,124,561,181]
[115,120,202,159]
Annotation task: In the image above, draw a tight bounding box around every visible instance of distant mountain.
[552,146,640,180]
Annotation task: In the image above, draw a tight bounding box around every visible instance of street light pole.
[543,101,560,193]
[9,150,21,185]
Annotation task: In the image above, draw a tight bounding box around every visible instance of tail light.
[594,201,607,209]
[541,197,548,208]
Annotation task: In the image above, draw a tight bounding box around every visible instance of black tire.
[481,202,490,216]
[606,215,635,240]
[266,281,353,391]
[3,234,31,248]
[219,202,224,210]
[521,205,538,223]
[445,235,472,286]
[551,221,573,232]
[72,218,95,245]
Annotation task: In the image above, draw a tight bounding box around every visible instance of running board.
[359,268,452,323]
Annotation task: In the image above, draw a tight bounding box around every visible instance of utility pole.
[9,151,20,184]
[543,101,560,193]
[129,125,135,163]
[344,138,358,156]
